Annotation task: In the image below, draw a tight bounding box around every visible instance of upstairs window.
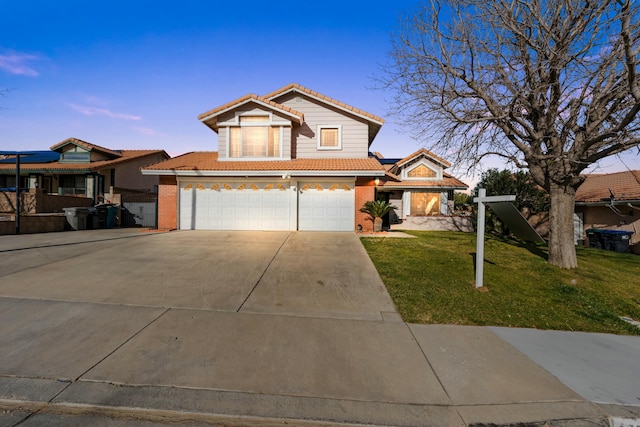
[60,150,90,163]
[228,115,281,158]
[317,125,342,150]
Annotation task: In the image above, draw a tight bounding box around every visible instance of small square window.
[317,125,342,150]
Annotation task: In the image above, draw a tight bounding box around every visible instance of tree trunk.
[373,217,383,232]
[548,185,578,269]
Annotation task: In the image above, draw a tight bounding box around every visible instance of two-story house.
[143,83,467,232]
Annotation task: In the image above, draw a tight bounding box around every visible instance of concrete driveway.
[0,229,632,426]
[0,230,397,320]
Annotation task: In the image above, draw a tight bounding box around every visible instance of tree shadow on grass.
[499,235,549,261]
[479,233,549,261]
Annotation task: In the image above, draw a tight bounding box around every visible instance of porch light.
[374,178,380,186]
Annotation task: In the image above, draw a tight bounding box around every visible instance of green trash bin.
[106,206,118,228]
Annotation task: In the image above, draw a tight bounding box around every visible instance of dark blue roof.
[377,158,401,165]
[0,151,60,164]
[368,152,401,165]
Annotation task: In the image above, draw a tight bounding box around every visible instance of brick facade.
[355,178,376,233]
[158,176,177,230]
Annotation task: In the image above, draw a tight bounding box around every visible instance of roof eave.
[380,185,468,190]
[266,85,384,127]
[575,199,640,206]
[198,97,304,132]
[142,169,385,177]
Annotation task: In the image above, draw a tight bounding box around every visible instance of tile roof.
[197,94,304,131]
[142,151,385,172]
[369,151,467,190]
[49,137,123,157]
[576,170,640,203]
[263,83,385,124]
[0,150,168,173]
[379,172,468,189]
[396,148,452,169]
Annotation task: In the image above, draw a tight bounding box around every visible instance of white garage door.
[298,181,355,231]
[180,181,291,230]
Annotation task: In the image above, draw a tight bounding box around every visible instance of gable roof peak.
[263,83,384,125]
[50,137,122,157]
[397,148,451,169]
[197,93,304,132]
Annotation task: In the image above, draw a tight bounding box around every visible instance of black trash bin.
[86,207,98,229]
[95,205,109,229]
[586,229,604,249]
[600,229,634,253]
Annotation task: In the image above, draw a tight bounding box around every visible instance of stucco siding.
[275,93,370,159]
[576,205,640,252]
[101,153,166,192]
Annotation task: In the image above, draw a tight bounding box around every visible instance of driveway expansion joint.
[39,307,173,410]
[236,231,292,313]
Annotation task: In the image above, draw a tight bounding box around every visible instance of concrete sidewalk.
[0,230,638,426]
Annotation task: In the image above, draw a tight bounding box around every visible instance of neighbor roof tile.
[576,170,640,203]
[0,150,168,172]
[49,137,123,157]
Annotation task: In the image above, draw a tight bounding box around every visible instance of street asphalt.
[0,229,638,426]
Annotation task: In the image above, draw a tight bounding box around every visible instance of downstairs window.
[410,192,440,216]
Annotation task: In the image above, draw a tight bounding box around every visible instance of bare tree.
[382,0,640,268]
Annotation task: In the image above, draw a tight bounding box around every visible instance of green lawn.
[360,231,640,335]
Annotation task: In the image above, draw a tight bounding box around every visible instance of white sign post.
[473,189,516,289]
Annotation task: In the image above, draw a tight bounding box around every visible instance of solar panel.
[0,151,60,163]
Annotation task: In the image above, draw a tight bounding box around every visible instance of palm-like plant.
[360,200,397,232]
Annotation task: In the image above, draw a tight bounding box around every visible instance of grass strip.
[361,231,640,335]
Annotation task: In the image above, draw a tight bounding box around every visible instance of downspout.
[15,155,20,234]
[93,173,99,203]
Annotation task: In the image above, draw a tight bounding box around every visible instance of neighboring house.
[0,138,169,205]
[575,170,640,253]
[143,83,468,232]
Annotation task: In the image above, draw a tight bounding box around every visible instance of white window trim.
[216,112,291,127]
[402,159,442,180]
[316,125,342,150]
[222,122,286,161]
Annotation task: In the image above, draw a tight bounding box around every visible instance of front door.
[42,176,52,194]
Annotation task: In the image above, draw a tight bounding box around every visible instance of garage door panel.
[298,181,355,232]
[180,181,291,231]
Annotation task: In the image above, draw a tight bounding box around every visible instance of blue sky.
[1,0,637,185]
